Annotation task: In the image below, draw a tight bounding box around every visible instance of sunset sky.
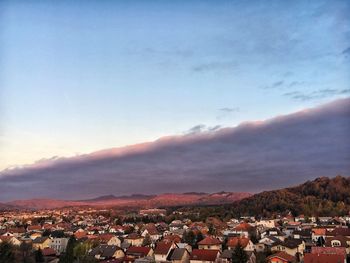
[1,0,349,172]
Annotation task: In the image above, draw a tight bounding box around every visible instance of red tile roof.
[126,246,151,256]
[227,237,249,248]
[311,247,346,256]
[163,234,181,243]
[312,228,326,236]
[190,249,219,261]
[42,247,56,256]
[198,236,221,245]
[154,241,173,255]
[234,222,252,231]
[304,253,345,263]
[267,251,296,262]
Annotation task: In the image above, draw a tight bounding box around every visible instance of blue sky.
[1,0,349,170]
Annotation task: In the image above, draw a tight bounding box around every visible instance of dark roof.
[33,237,49,244]
[220,250,234,259]
[169,248,188,261]
[89,245,121,259]
[326,227,350,237]
[126,246,151,257]
[273,238,302,249]
[325,236,350,247]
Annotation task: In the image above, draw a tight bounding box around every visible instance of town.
[1,207,349,263]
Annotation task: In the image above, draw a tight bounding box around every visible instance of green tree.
[74,242,92,262]
[232,243,248,263]
[59,236,76,263]
[0,242,16,263]
[34,248,44,263]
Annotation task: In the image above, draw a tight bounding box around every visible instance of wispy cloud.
[192,61,236,72]
[284,89,350,101]
[219,107,240,113]
[184,124,221,135]
[341,46,350,56]
[217,107,240,120]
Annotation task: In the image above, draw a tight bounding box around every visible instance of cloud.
[184,124,221,135]
[185,124,207,135]
[262,80,284,90]
[0,98,349,201]
[192,61,236,72]
[341,46,350,56]
[284,89,350,101]
[219,107,240,113]
[217,107,240,120]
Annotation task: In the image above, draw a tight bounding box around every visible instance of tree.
[182,230,196,247]
[74,241,92,262]
[142,233,152,246]
[59,236,76,263]
[316,236,325,247]
[232,243,248,263]
[0,242,16,263]
[34,248,44,263]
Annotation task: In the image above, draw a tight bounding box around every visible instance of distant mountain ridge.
[230,175,350,217]
[5,191,251,210]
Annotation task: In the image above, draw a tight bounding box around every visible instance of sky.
[0,0,350,172]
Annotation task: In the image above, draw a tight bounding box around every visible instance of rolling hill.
[230,175,350,217]
[6,191,252,210]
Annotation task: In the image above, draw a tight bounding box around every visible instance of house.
[0,236,21,246]
[125,233,144,247]
[220,249,256,263]
[168,248,190,263]
[258,236,281,252]
[227,237,254,252]
[311,228,326,243]
[261,228,285,241]
[326,227,350,238]
[142,224,162,241]
[198,236,222,251]
[256,220,276,229]
[325,235,350,254]
[49,237,69,255]
[190,249,220,263]
[125,246,154,262]
[231,223,253,237]
[311,247,347,259]
[27,225,42,232]
[303,253,346,263]
[271,239,305,257]
[88,244,124,260]
[154,240,177,262]
[33,236,51,250]
[163,235,182,244]
[30,232,42,240]
[267,252,296,263]
[98,234,121,246]
[292,229,311,240]
[42,247,57,257]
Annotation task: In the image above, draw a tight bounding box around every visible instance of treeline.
[171,176,350,219]
[229,175,350,217]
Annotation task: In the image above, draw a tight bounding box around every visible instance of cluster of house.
[1,209,350,263]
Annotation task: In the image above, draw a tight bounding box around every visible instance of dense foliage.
[229,175,350,217]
